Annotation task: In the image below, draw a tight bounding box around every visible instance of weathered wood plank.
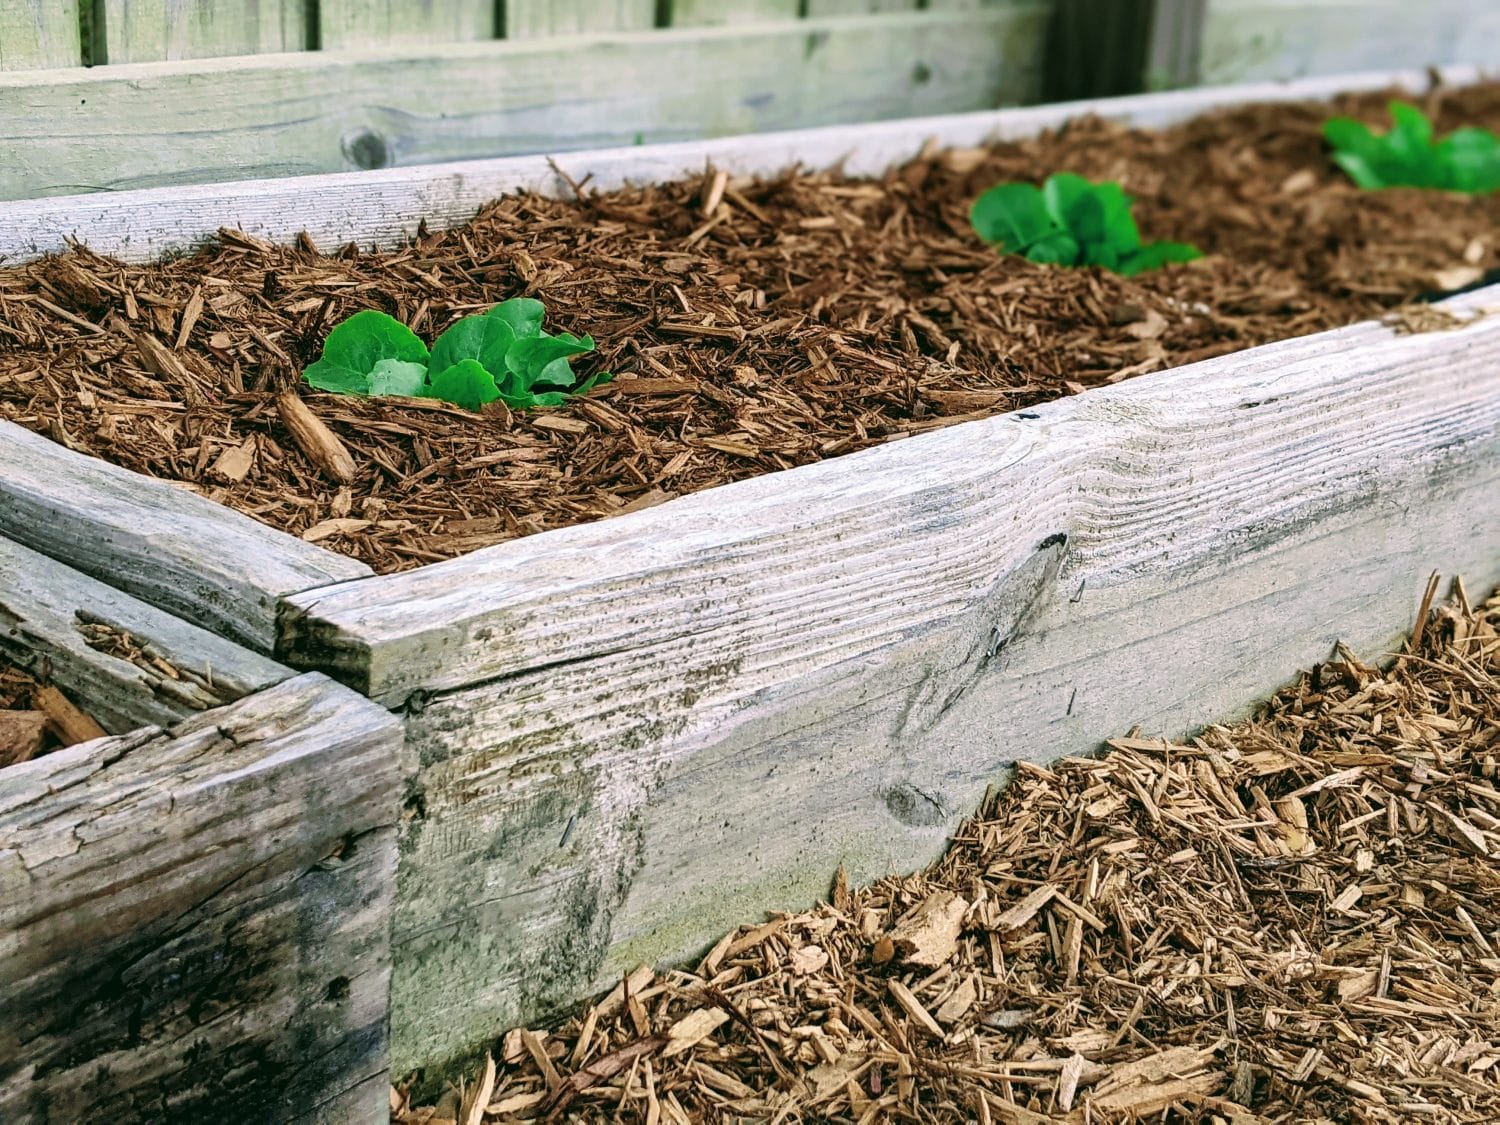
[504,0,655,38]
[97,0,308,63]
[809,0,920,12]
[1199,0,1500,85]
[0,7,1049,199]
[0,535,290,733]
[318,0,494,50]
[0,673,402,1123]
[667,0,798,25]
[0,63,1474,265]
[0,1,81,71]
[0,420,371,654]
[289,291,1500,1071]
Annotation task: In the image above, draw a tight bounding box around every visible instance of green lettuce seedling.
[301,297,611,411]
[1323,100,1500,194]
[970,173,1201,277]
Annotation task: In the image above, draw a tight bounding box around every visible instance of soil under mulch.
[3,85,1500,573]
[0,661,103,767]
[395,576,1500,1123]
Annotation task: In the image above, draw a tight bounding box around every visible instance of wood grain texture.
[504,0,655,38]
[318,0,495,50]
[0,535,290,733]
[293,293,1500,1072]
[1199,0,1500,85]
[97,0,308,63]
[0,673,402,1124]
[0,64,1476,264]
[0,420,371,654]
[667,0,798,25]
[0,7,1048,200]
[0,1,81,71]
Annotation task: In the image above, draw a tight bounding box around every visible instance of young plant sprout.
[1323,100,1500,194]
[970,172,1202,277]
[301,298,611,411]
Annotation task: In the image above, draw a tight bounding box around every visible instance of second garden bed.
[1,68,1499,1090]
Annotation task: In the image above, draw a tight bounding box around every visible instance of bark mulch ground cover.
[394,574,1500,1124]
[0,661,104,767]
[3,85,1499,573]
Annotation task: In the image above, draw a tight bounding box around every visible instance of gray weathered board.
[0,535,289,732]
[0,672,403,1123]
[3,71,1500,1084]
[0,7,1050,201]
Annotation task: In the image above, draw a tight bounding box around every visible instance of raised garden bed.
[0,536,402,1122]
[2,66,1500,1101]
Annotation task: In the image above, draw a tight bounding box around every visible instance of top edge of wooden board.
[0,420,371,654]
[281,284,1500,703]
[0,63,1487,263]
[0,534,290,733]
[0,7,1051,202]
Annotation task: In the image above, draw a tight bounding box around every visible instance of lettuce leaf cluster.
[302,298,611,411]
[1324,100,1500,194]
[970,172,1201,277]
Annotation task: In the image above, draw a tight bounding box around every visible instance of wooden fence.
[0,1,1493,201]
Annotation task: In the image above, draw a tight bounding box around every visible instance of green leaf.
[1024,230,1081,266]
[488,297,546,339]
[970,183,1054,252]
[1387,100,1434,154]
[1323,117,1381,161]
[528,391,572,407]
[367,358,429,398]
[1331,152,1387,190]
[302,358,370,395]
[427,359,501,412]
[429,314,517,378]
[1436,127,1500,193]
[303,309,428,395]
[574,370,614,395]
[505,333,596,392]
[1119,240,1203,277]
[320,309,428,372]
[531,356,579,389]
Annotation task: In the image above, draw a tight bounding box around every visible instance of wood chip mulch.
[395,575,1500,1124]
[0,661,106,768]
[3,85,1500,573]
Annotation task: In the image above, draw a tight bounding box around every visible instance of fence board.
[505,0,656,38]
[0,8,1050,199]
[668,0,798,25]
[1200,0,1500,84]
[98,0,306,63]
[319,0,495,49]
[0,0,81,70]
[808,0,921,11]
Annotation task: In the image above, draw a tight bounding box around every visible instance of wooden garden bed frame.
[3,66,1499,1098]
[0,537,402,1122]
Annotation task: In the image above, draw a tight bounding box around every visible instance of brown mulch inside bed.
[3,85,1499,573]
[0,662,104,767]
[394,575,1500,1123]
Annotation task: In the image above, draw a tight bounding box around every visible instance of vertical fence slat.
[504,0,656,38]
[97,0,307,63]
[318,0,496,49]
[1145,0,1204,90]
[668,0,798,26]
[0,0,82,70]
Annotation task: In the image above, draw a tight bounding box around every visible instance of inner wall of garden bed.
[3,68,1500,1084]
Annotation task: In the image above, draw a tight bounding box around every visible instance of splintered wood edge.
[283,286,1500,704]
[0,420,371,654]
[0,671,403,1120]
[0,534,291,734]
[0,64,1484,264]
